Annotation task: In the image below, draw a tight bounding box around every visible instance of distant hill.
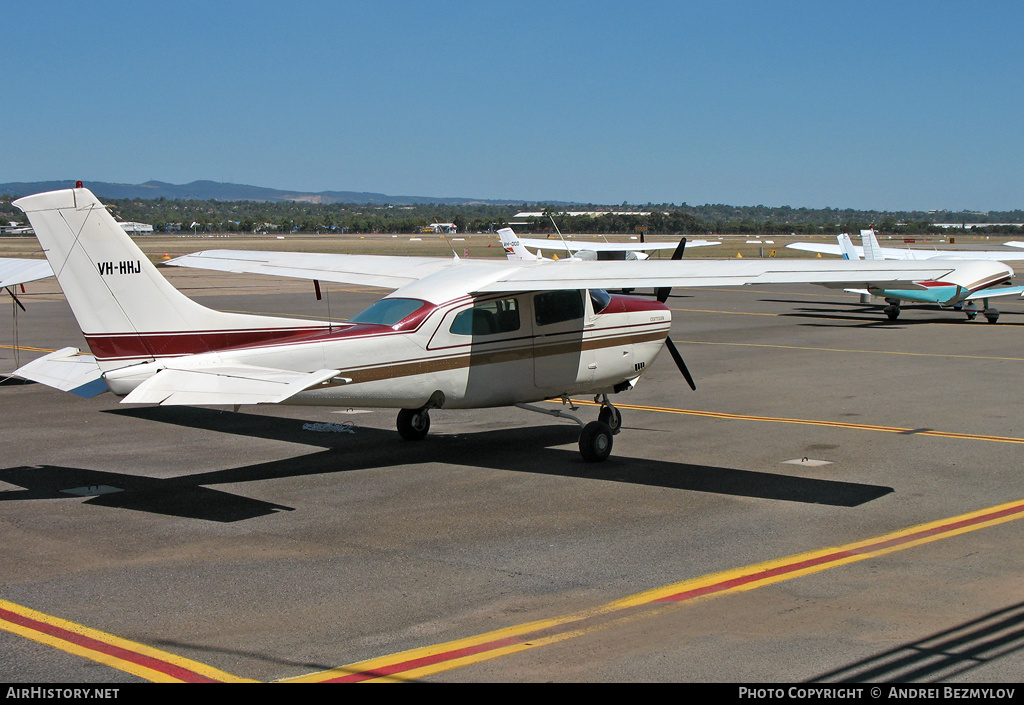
[0,179,547,206]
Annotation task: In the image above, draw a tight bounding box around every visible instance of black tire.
[598,405,622,434]
[397,408,430,441]
[579,421,613,462]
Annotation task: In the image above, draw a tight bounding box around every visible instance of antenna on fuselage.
[434,215,460,260]
[549,214,575,258]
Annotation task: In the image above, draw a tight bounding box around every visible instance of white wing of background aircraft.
[11,187,1015,461]
[500,228,719,261]
[0,257,53,311]
[0,258,52,288]
[787,230,1024,262]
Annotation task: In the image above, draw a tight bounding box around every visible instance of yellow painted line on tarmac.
[571,399,1024,445]
[292,498,1024,682]
[671,338,1024,362]
[671,307,779,317]
[0,600,252,683]
[0,344,56,353]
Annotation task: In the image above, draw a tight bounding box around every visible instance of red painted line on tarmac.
[655,549,860,602]
[323,635,525,683]
[0,605,220,683]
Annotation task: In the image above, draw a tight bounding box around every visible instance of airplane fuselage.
[100,290,672,410]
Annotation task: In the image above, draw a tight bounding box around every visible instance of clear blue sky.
[3,1,1022,211]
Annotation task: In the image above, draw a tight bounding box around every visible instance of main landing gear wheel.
[884,304,900,321]
[397,407,430,441]
[579,421,614,463]
[985,308,1000,323]
[598,405,622,434]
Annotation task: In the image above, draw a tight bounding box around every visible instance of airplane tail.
[837,233,859,260]
[860,229,884,261]
[497,227,538,261]
[14,187,328,370]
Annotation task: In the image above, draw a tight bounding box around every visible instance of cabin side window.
[534,290,585,327]
[449,298,521,336]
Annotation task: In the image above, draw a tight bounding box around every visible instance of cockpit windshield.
[348,298,426,326]
[589,288,612,314]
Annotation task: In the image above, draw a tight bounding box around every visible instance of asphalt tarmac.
[2,268,1024,683]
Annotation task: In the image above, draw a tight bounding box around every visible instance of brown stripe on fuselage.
[322,326,668,387]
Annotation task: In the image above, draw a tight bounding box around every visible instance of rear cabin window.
[535,290,585,327]
[449,298,521,336]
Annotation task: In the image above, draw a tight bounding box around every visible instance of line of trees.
[3,195,1023,236]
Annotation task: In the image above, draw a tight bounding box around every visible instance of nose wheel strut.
[515,394,621,463]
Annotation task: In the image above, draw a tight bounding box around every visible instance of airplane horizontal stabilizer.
[962,285,1024,301]
[14,347,106,398]
[121,364,343,406]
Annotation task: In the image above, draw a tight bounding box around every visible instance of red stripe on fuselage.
[85,326,333,360]
[83,296,663,362]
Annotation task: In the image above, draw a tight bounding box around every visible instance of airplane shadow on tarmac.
[761,298,1024,328]
[808,600,1024,683]
[0,406,892,522]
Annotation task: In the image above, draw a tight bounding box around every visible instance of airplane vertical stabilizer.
[497,227,538,261]
[837,233,859,260]
[13,188,327,366]
[861,229,884,261]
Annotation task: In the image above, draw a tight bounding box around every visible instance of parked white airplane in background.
[11,187,1017,461]
[498,228,719,261]
[787,229,1024,262]
[822,231,1024,322]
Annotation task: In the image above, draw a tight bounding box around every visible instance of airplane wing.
[165,250,458,289]
[167,250,977,295]
[787,240,1024,262]
[466,258,966,293]
[0,257,52,288]
[1004,241,1024,249]
[786,242,849,257]
[121,363,343,406]
[515,237,721,252]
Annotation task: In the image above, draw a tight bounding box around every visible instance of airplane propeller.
[657,238,696,390]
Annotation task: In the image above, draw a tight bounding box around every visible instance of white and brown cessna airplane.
[12,186,1016,461]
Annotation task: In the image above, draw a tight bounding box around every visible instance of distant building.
[513,211,654,219]
[118,221,154,234]
[933,223,1024,229]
